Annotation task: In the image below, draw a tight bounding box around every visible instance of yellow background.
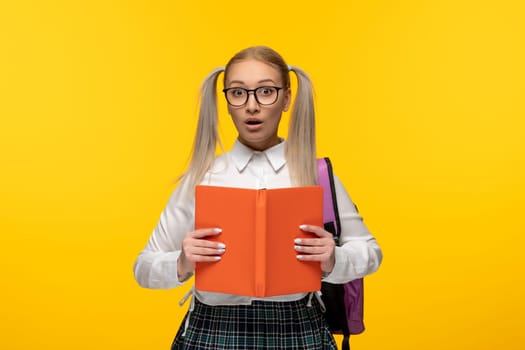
[1,1,524,349]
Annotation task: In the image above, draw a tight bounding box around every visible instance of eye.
[230,88,246,97]
[258,87,276,96]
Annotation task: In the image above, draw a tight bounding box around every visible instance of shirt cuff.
[321,247,347,283]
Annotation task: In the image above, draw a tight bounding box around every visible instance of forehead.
[225,59,282,86]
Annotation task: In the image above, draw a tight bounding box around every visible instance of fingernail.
[217,243,226,249]
[294,245,301,251]
[214,228,222,233]
[294,238,302,244]
[217,248,225,254]
[299,225,307,230]
[296,255,304,260]
[213,256,221,261]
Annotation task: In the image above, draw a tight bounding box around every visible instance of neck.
[238,136,282,151]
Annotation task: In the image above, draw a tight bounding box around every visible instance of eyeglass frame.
[222,86,284,107]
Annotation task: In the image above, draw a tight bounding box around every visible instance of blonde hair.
[180,46,317,190]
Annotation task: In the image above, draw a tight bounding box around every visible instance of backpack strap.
[317,157,342,244]
[317,157,351,350]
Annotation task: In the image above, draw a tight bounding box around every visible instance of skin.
[177,59,336,282]
[225,58,290,151]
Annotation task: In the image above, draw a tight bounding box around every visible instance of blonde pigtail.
[179,67,225,191]
[286,66,318,186]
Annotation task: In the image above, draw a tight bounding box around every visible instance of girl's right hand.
[177,228,225,280]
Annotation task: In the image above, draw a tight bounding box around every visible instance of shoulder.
[201,151,235,184]
[209,152,231,171]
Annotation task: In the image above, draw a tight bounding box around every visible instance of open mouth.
[246,119,262,125]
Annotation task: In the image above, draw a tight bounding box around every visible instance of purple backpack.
[318,157,365,350]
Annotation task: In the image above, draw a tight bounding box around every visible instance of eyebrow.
[227,79,277,86]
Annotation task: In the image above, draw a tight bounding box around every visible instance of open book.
[194,185,323,297]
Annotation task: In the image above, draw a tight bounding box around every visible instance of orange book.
[194,185,323,297]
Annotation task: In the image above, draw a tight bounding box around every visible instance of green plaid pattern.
[171,296,337,349]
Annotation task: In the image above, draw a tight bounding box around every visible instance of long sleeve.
[133,179,195,289]
[133,140,382,303]
[322,174,383,284]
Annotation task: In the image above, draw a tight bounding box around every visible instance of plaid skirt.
[171,295,337,349]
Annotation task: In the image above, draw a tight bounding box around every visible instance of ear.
[282,88,291,112]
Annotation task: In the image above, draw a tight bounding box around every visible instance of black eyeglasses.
[222,86,283,107]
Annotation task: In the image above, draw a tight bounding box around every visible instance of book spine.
[255,189,267,297]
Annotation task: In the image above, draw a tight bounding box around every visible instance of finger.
[188,238,226,250]
[190,228,222,238]
[185,247,226,263]
[294,237,334,247]
[184,236,226,255]
[299,224,333,238]
[186,229,225,249]
[294,245,327,255]
[190,255,223,263]
[296,253,327,262]
[187,246,226,256]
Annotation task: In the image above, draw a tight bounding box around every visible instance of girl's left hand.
[294,224,336,273]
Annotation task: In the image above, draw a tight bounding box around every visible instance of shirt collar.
[230,139,287,173]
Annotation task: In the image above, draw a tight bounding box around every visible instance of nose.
[245,91,260,113]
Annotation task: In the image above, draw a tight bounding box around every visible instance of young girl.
[134,46,382,349]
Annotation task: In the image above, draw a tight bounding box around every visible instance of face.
[224,59,291,151]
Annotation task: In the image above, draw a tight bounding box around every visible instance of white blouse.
[133,140,383,305]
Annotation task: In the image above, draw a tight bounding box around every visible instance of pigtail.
[286,66,318,186]
[179,67,225,191]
